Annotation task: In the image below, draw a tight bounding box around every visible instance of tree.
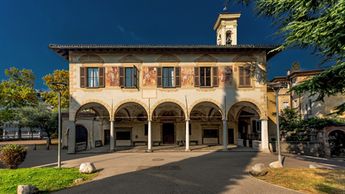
[16,103,58,149]
[239,0,345,114]
[0,67,38,109]
[41,70,69,109]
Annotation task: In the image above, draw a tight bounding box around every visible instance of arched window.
[226,31,232,45]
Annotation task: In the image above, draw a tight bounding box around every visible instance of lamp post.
[268,82,286,165]
[51,82,67,168]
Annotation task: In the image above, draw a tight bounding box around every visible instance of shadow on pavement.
[53,151,260,194]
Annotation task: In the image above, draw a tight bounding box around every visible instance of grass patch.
[0,167,96,194]
[257,168,345,194]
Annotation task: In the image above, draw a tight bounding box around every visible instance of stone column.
[110,120,115,151]
[223,119,228,150]
[67,121,76,154]
[147,120,152,152]
[261,119,269,152]
[185,120,190,151]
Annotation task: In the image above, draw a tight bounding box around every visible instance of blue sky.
[0,0,324,89]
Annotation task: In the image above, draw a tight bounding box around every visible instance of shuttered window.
[239,66,251,87]
[157,67,162,88]
[212,67,218,87]
[194,67,200,87]
[162,67,175,88]
[80,67,105,88]
[123,67,138,88]
[200,67,212,87]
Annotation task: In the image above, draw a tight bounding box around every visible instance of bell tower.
[214,13,241,46]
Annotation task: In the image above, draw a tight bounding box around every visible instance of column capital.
[222,118,227,121]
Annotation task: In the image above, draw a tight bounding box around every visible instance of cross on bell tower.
[214,2,241,46]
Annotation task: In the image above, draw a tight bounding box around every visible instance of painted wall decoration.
[106,67,119,87]
[142,67,157,87]
[181,67,194,87]
[219,66,233,86]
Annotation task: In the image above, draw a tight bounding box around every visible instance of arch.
[74,100,111,121]
[194,54,218,63]
[151,100,187,121]
[328,129,345,157]
[150,99,187,120]
[227,100,265,121]
[232,54,257,63]
[78,54,104,63]
[156,54,180,63]
[114,99,149,117]
[119,54,142,63]
[189,100,223,121]
[114,101,149,122]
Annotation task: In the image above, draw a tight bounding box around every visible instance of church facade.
[50,13,279,153]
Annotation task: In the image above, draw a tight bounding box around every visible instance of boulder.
[250,163,268,176]
[269,161,283,169]
[79,162,96,174]
[17,185,38,194]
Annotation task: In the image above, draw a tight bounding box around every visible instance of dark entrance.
[329,130,345,157]
[162,123,175,144]
[104,130,110,145]
[228,128,234,144]
[76,125,88,151]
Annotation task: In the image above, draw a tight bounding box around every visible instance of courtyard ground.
[2,141,345,193]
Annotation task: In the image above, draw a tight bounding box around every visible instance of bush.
[0,144,27,169]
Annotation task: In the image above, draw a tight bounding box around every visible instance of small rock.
[73,178,84,184]
[79,162,96,174]
[309,164,333,170]
[269,161,283,168]
[17,185,38,194]
[250,163,268,176]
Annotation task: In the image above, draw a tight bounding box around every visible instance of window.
[200,67,212,87]
[119,67,138,88]
[125,67,135,87]
[239,66,251,87]
[203,129,218,138]
[80,67,105,88]
[87,68,99,87]
[116,131,131,140]
[157,67,180,88]
[162,67,175,88]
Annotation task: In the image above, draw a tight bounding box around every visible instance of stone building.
[50,13,280,153]
[270,69,345,157]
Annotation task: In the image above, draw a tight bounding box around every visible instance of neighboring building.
[270,68,345,157]
[270,69,345,119]
[50,12,280,153]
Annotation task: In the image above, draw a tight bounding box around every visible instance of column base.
[146,149,153,153]
[185,149,191,152]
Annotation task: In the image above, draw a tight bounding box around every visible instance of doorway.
[104,130,110,145]
[228,128,234,144]
[162,123,175,144]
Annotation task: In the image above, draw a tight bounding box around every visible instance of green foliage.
[237,0,345,113]
[41,70,69,109]
[279,108,344,141]
[0,168,95,193]
[16,103,58,140]
[0,144,27,169]
[0,67,38,109]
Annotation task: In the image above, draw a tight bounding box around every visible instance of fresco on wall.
[181,67,194,87]
[106,67,119,86]
[142,67,157,87]
[219,66,233,86]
